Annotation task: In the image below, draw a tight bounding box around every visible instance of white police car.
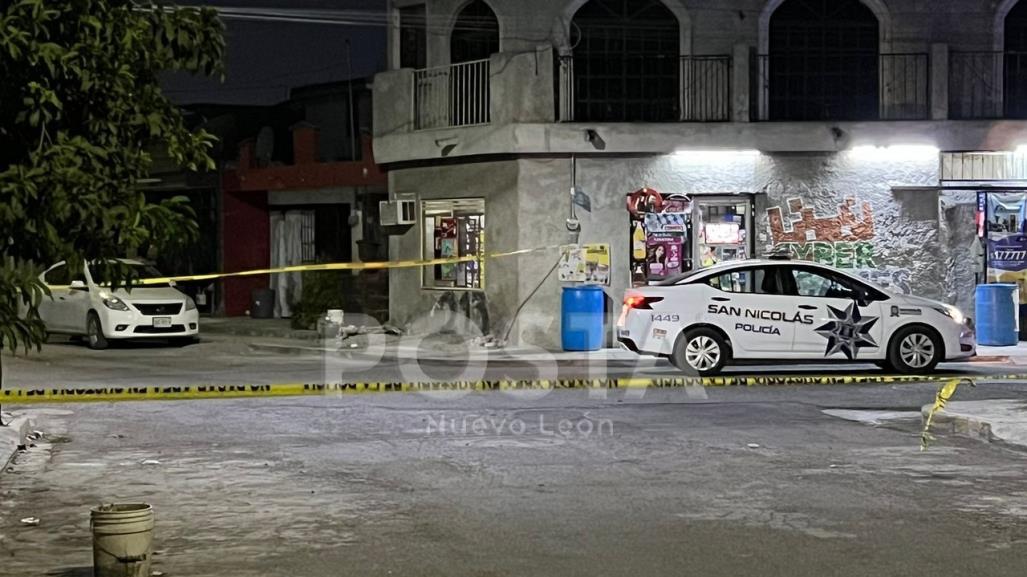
[617,259,976,375]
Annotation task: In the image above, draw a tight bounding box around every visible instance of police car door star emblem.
[815,303,879,359]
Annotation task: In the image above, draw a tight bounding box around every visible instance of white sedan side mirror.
[70,280,87,290]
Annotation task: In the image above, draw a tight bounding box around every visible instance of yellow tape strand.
[920,377,974,451]
[47,243,564,289]
[0,374,1010,405]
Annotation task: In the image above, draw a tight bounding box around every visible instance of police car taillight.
[623,295,663,310]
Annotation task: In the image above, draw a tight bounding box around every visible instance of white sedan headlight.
[933,304,965,325]
[185,297,197,311]
[97,290,130,312]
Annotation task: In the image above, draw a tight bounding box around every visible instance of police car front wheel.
[887,326,942,374]
[672,328,729,376]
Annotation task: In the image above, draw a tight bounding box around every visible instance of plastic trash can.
[250,288,275,319]
[561,285,605,351]
[975,283,1018,346]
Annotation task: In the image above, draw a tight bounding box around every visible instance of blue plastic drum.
[975,284,1018,346]
[561,286,605,351]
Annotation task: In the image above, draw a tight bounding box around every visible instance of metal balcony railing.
[558,54,732,122]
[413,59,490,130]
[751,52,930,121]
[949,51,1027,120]
[681,56,732,122]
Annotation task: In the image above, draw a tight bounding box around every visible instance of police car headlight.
[933,305,965,325]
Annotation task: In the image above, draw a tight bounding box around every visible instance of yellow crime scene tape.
[46,243,567,289]
[1,373,1019,405]
[130,255,479,285]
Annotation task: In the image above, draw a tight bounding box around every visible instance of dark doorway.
[569,0,680,122]
[1006,1,1027,118]
[767,0,880,121]
[400,4,427,69]
[451,1,499,64]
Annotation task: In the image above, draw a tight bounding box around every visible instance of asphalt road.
[2,387,1027,577]
[3,335,1027,576]
[0,333,1017,390]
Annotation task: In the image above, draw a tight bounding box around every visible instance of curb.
[921,408,995,443]
[202,328,320,341]
[0,413,33,473]
[921,400,1027,448]
[968,355,1012,364]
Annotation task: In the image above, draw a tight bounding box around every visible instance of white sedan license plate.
[153,317,172,328]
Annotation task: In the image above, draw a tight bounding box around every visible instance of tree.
[0,0,225,353]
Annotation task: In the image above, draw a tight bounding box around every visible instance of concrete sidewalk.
[922,399,1027,448]
[0,411,32,473]
[975,342,1027,365]
[201,316,319,341]
[248,337,649,364]
[202,316,650,364]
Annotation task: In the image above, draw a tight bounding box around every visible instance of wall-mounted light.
[849,144,939,160]
[671,149,760,163]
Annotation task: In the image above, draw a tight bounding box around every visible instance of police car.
[617,259,976,375]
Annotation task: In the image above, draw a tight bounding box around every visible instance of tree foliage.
[0,0,224,351]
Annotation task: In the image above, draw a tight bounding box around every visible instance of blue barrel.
[561,285,605,351]
[975,284,1018,346]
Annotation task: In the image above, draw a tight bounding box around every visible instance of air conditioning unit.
[380,199,416,226]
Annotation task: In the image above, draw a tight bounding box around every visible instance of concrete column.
[372,69,415,140]
[931,43,949,121]
[732,44,751,123]
[490,47,556,125]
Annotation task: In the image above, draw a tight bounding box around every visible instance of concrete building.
[221,80,388,319]
[374,0,1027,348]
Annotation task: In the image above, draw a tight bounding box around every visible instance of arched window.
[767,0,880,120]
[451,0,499,64]
[570,0,680,122]
[1006,1,1027,117]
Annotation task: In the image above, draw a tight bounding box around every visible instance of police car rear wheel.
[888,326,941,374]
[673,329,728,376]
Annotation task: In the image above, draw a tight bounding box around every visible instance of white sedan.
[617,259,975,375]
[38,260,199,349]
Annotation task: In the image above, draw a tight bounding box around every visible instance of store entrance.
[695,197,753,268]
[979,191,1027,339]
[627,191,754,287]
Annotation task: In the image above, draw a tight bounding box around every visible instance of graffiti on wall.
[767,197,877,269]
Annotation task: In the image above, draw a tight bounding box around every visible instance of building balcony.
[557,55,732,123]
[372,44,1027,166]
[949,51,1027,120]
[413,59,491,130]
[750,52,930,121]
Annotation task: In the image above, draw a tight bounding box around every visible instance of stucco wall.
[387,150,980,349]
[388,159,521,335]
[753,151,943,298]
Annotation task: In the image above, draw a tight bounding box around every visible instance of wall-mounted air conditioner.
[380,199,416,226]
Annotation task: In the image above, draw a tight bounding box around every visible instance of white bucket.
[91,503,155,577]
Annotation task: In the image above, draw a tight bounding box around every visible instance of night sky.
[162,0,388,105]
